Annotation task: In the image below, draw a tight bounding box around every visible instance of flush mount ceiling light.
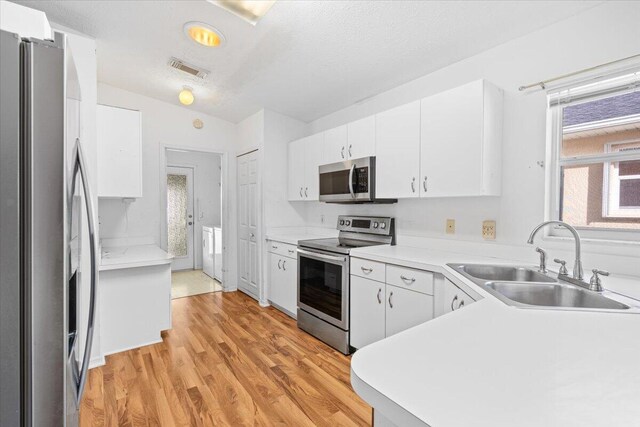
[207,0,276,26]
[179,86,194,106]
[183,21,225,47]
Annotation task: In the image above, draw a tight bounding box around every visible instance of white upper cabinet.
[304,133,323,200]
[288,133,323,201]
[287,138,306,201]
[97,104,142,198]
[323,124,348,164]
[347,115,376,160]
[375,101,421,199]
[420,80,503,197]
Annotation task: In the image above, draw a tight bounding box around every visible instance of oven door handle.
[348,164,356,199]
[297,248,347,263]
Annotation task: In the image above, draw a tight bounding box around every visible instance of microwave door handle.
[348,164,356,199]
[70,138,98,404]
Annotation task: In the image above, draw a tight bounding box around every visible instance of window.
[548,71,640,240]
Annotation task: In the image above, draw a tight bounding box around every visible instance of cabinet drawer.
[351,257,385,283]
[386,264,434,295]
[267,241,298,259]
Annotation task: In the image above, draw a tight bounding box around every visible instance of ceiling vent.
[168,57,209,79]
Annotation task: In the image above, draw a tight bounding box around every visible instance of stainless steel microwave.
[318,157,396,203]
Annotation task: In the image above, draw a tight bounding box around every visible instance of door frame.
[165,165,195,271]
[160,145,228,289]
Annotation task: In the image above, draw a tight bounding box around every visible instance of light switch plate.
[446,219,455,234]
[482,220,496,240]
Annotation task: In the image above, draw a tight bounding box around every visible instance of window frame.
[546,72,640,244]
[602,141,640,218]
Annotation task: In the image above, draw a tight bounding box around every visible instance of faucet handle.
[553,258,568,276]
[589,269,609,292]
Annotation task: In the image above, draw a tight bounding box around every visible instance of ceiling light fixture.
[179,86,194,106]
[183,21,225,47]
[207,0,276,26]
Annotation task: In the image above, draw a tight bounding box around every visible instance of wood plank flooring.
[80,291,371,426]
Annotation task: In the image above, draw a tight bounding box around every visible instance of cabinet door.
[97,105,142,197]
[269,254,284,307]
[323,125,347,164]
[347,115,375,159]
[420,80,483,197]
[287,138,305,201]
[303,133,324,200]
[385,285,433,337]
[442,279,475,315]
[375,101,421,198]
[351,276,385,349]
[280,257,297,315]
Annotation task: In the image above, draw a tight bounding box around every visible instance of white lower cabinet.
[350,276,386,349]
[350,258,435,350]
[268,242,297,317]
[442,278,476,315]
[385,285,433,337]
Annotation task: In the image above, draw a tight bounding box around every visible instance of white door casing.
[237,150,260,297]
[166,166,194,270]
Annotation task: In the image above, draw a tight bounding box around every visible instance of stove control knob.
[339,220,345,226]
[345,220,351,226]
[380,222,387,230]
[373,222,379,228]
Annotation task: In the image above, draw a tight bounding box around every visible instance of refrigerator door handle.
[70,138,98,404]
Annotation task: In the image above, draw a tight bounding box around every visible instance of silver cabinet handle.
[304,187,308,198]
[377,288,382,304]
[282,260,286,271]
[272,245,278,250]
[458,299,465,309]
[411,177,416,193]
[71,139,98,404]
[299,187,303,197]
[278,259,282,269]
[400,275,415,284]
[341,146,345,158]
[288,249,295,254]
[348,144,352,157]
[423,176,427,192]
[361,266,373,274]
[451,295,458,311]
[388,291,394,308]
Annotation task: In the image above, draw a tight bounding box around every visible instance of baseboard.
[259,299,270,308]
[89,355,105,369]
[102,336,163,357]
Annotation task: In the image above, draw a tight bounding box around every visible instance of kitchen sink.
[485,281,630,310]
[448,263,635,311]
[459,265,556,283]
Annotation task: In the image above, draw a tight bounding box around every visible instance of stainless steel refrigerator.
[0,29,97,426]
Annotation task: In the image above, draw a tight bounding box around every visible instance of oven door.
[319,157,373,202]
[297,248,349,330]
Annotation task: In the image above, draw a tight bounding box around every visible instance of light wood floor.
[80,291,371,426]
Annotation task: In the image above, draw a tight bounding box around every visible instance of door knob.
[188,221,193,225]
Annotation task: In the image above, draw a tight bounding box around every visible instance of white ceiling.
[17,0,601,123]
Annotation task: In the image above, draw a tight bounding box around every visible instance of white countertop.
[266,231,336,246]
[99,244,173,271]
[350,244,640,427]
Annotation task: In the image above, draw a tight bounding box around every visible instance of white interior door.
[167,166,194,270]
[237,150,260,297]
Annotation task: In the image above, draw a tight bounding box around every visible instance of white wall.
[97,83,239,287]
[301,1,640,275]
[166,150,221,269]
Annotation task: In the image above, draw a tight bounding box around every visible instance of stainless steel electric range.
[297,216,395,354]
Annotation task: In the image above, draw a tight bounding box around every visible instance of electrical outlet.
[446,219,455,234]
[482,220,496,240]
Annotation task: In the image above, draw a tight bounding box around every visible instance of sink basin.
[460,265,556,283]
[486,282,630,310]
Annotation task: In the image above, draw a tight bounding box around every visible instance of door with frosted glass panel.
[237,150,260,297]
[167,166,194,270]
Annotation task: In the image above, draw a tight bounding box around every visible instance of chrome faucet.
[527,220,583,281]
